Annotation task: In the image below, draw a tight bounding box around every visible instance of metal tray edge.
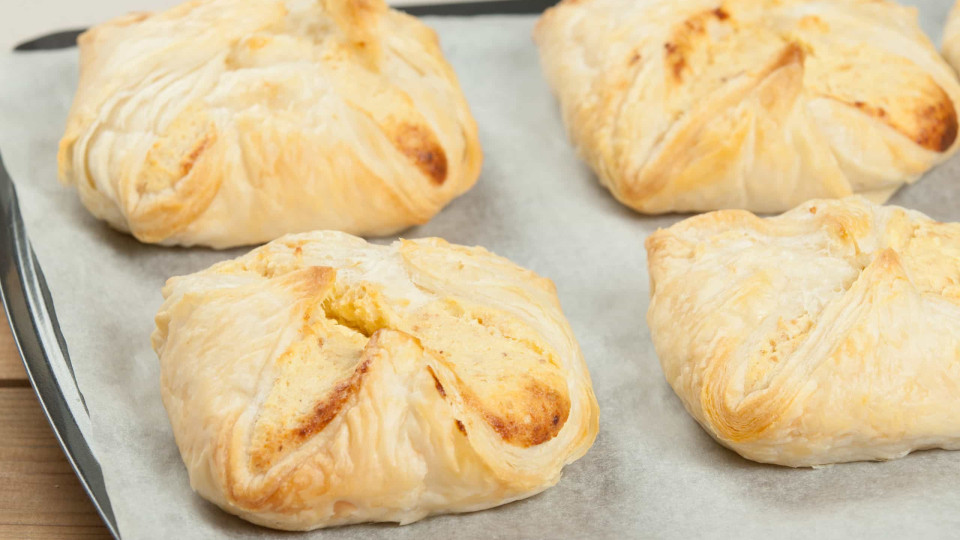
[0,152,121,539]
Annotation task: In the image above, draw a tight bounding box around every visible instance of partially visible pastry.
[152,231,598,530]
[535,0,960,214]
[59,0,481,248]
[646,197,960,467]
[944,1,960,73]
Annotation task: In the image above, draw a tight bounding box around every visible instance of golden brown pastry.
[535,0,960,214]
[152,231,598,530]
[646,197,960,467]
[944,1,960,73]
[58,0,481,248]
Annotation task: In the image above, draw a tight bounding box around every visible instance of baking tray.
[0,2,555,537]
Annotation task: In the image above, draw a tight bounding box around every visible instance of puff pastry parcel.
[535,0,960,214]
[58,0,481,248]
[152,231,598,529]
[647,197,960,467]
[944,1,960,74]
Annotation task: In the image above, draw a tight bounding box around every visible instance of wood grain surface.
[0,310,111,538]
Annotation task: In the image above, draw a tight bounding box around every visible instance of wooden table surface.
[0,311,111,538]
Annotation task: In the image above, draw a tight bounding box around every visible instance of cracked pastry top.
[534,0,960,214]
[646,196,960,467]
[152,231,599,530]
[57,0,482,248]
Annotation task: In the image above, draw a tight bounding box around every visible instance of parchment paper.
[2,5,960,538]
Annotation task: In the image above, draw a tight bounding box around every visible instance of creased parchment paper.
[3,5,960,538]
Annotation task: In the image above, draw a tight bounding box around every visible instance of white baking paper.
[2,5,960,538]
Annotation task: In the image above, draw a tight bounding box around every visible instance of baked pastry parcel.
[58,0,481,248]
[535,0,960,215]
[945,1,960,74]
[647,197,960,467]
[152,231,598,529]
